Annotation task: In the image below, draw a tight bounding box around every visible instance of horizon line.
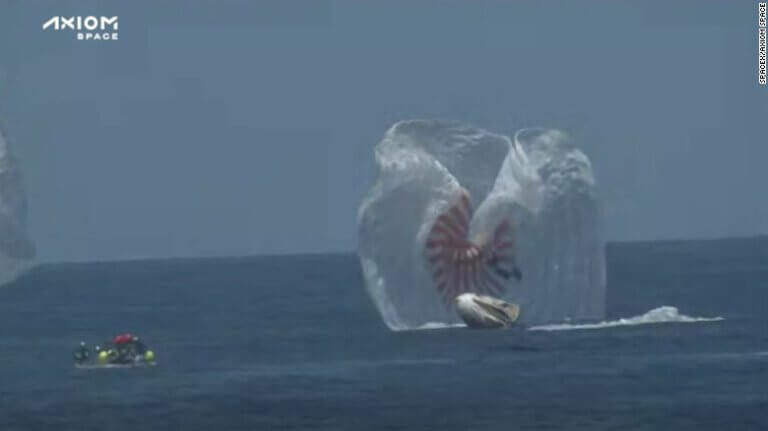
[32,233,768,267]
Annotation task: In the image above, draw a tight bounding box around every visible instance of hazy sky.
[0,1,765,263]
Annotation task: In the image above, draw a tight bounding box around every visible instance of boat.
[73,337,156,368]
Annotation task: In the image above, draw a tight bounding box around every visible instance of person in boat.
[73,341,90,364]
[132,336,147,357]
[94,342,113,361]
[112,333,134,364]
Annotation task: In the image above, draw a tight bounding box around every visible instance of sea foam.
[529,306,724,331]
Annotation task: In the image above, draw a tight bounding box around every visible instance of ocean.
[0,238,766,430]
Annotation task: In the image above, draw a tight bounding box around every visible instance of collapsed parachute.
[357,120,605,331]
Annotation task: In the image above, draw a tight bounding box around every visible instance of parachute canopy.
[424,187,521,303]
[358,120,605,331]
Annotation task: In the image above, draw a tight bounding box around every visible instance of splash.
[407,322,467,331]
[358,120,605,330]
[0,126,35,286]
[529,306,723,331]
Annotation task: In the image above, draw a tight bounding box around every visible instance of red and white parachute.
[424,188,522,303]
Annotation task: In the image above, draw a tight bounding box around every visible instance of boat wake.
[528,306,723,332]
[75,362,157,369]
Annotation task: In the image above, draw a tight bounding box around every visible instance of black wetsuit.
[113,345,132,364]
[134,340,147,355]
[73,346,90,364]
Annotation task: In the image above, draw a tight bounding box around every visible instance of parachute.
[424,187,521,303]
[358,120,605,331]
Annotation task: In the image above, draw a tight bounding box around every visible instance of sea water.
[0,238,765,430]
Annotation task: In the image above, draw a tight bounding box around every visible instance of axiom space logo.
[42,16,119,41]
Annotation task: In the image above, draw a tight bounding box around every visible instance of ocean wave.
[528,306,723,331]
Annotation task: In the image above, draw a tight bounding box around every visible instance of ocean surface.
[0,238,766,430]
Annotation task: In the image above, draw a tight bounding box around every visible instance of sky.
[0,1,766,263]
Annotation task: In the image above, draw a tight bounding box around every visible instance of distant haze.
[0,1,765,263]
